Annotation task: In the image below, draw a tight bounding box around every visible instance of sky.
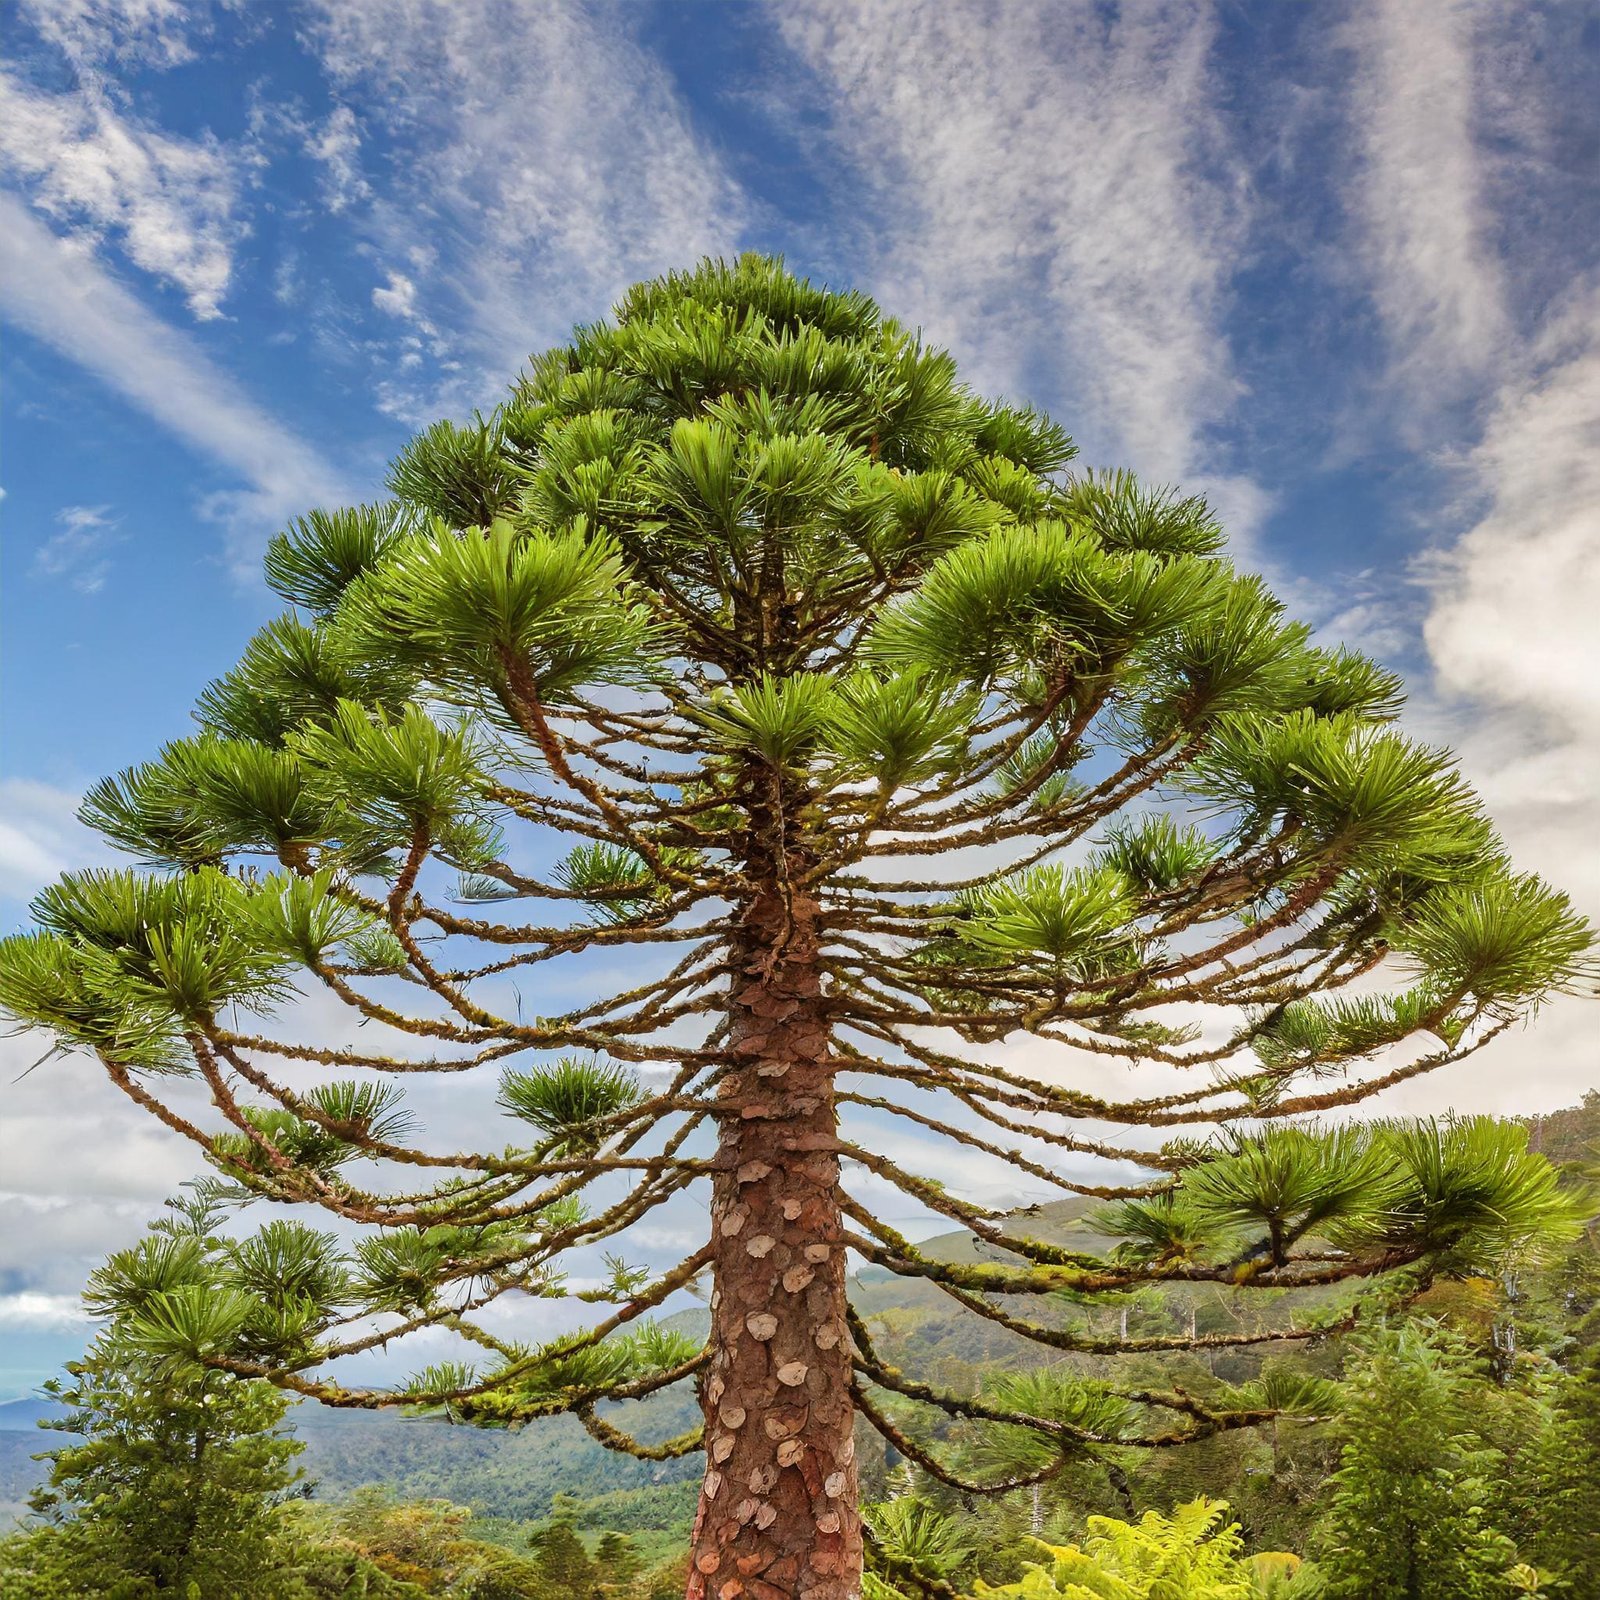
[1,0,1597,1397]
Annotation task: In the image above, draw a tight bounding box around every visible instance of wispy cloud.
[1342,0,1509,405]
[0,191,349,568]
[1421,278,1600,893]
[298,0,745,410]
[775,0,1261,532]
[1339,0,1600,907]
[31,504,123,593]
[0,66,245,319]
[14,0,211,71]
[304,102,371,215]
[1333,3,1599,1112]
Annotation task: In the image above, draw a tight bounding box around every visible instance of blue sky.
[1,0,1598,1393]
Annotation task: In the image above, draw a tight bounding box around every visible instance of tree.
[285,1487,555,1598]
[21,1334,304,1596]
[1535,1342,1600,1598]
[597,1530,644,1588]
[1314,1325,1517,1599]
[531,1510,599,1596]
[0,1192,308,1597]
[0,254,1591,1598]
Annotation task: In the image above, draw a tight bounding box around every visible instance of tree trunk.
[687,865,862,1599]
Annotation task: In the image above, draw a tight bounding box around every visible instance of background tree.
[1534,1342,1600,1598]
[0,255,1591,1599]
[8,1200,307,1598]
[597,1530,645,1590]
[529,1499,600,1597]
[1314,1324,1516,1600]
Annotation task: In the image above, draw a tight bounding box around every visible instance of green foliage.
[529,1517,596,1593]
[966,1369,1135,1483]
[1314,1325,1517,1600]
[1128,1118,1592,1277]
[387,413,524,529]
[1093,814,1219,895]
[1177,1127,1400,1265]
[692,671,841,768]
[1535,1343,1600,1597]
[16,1327,306,1598]
[265,502,417,614]
[334,520,660,706]
[1099,1191,1228,1266]
[1391,872,1596,1016]
[194,611,416,747]
[829,668,979,789]
[972,1498,1294,1598]
[551,843,663,918]
[595,1529,643,1584]
[1056,470,1224,558]
[79,732,336,865]
[956,863,1140,969]
[867,518,1222,688]
[0,868,313,1068]
[1249,990,1456,1073]
[866,1496,974,1585]
[286,1487,565,1597]
[498,1057,644,1154]
[290,700,493,859]
[1361,1117,1593,1272]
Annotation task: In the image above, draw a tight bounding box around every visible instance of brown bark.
[686,861,862,1599]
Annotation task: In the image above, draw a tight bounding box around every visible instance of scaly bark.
[687,854,862,1599]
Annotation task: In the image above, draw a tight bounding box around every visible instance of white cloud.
[0,822,69,905]
[1343,0,1510,404]
[1419,279,1600,919]
[0,192,350,568]
[1340,0,1600,926]
[0,779,109,905]
[299,0,745,407]
[0,67,244,320]
[0,1291,93,1331]
[372,268,422,322]
[776,0,1254,499]
[1423,285,1600,754]
[0,1037,211,1306]
[305,103,371,215]
[32,504,122,593]
[1332,4,1600,1116]
[15,0,209,71]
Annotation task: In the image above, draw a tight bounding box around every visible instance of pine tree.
[24,1334,304,1596]
[598,1529,645,1588]
[7,1191,308,1597]
[533,1516,599,1595]
[1315,1325,1517,1599]
[0,255,1592,1599]
[1536,1343,1600,1598]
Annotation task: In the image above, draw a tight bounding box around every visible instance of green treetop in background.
[2,1199,308,1599]
[1,256,1592,1599]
